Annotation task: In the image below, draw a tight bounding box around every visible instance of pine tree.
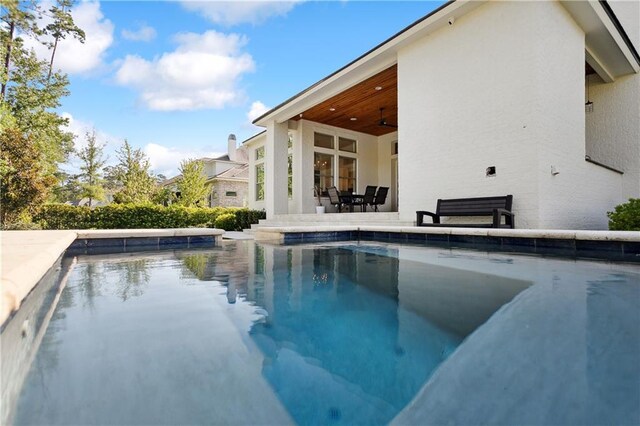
[111,140,156,204]
[77,130,107,206]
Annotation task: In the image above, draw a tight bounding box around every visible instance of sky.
[25,0,445,177]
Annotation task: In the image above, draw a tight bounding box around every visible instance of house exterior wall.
[397,0,638,229]
[585,69,640,218]
[210,180,248,208]
[247,135,267,211]
[376,132,397,212]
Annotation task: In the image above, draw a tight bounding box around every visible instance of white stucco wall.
[377,132,397,212]
[398,1,544,228]
[397,0,638,229]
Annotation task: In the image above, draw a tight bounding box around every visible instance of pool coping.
[254,226,640,262]
[0,228,225,326]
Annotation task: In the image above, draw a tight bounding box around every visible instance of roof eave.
[253,0,482,126]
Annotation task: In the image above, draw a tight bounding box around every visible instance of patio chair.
[327,186,347,212]
[353,185,377,212]
[371,186,389,212]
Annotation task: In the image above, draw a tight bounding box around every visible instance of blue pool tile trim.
[67,234,217,255]
[188,236,216,245]
[278,231,640,263]
[284,231,355,244]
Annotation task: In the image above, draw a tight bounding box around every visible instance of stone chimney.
[227,134,237,162]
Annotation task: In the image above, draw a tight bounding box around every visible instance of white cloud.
[22,1,114,75]
[121,24,157,42]
[62,112,117,151]
[115,30,255,111]
[144,143,223,177]
[181,1,301,26]
[247,100,269,123]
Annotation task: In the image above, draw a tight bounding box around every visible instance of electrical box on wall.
[486,166,496,177]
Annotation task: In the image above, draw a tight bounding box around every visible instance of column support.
[265,120,289,218]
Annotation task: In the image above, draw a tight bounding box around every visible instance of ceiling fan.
[378,108,398,128]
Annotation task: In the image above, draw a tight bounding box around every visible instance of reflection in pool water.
[8,241,638,425]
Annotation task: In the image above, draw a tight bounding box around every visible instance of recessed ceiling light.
[375,86,383,91]
[350,117,357,121]
[329,107,336,111]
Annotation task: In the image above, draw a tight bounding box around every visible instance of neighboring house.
[65,198,108,208]
[164,134,249,207]
[245,0,639,230]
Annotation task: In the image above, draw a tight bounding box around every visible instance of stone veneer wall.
[210,180,248,208]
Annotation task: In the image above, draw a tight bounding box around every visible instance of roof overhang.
[254,0,639,128]
[562,0,640,82]
[254,0,484,126]
[241,130,267,146]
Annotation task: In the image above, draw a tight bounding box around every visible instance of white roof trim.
[254,0,484,126]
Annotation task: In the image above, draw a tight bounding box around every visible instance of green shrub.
[33,204,265,231]
[235,209,266,230]
[214,213,237,231]
[608,198,640,231]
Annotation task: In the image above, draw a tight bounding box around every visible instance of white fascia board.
[562,0,639,80]
[242,132,267,147]
[254,0,485,126]
[588,0,639,73]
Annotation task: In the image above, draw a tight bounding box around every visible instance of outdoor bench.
[416,195,515,228]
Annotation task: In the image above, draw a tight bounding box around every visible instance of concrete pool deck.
[0,228,225,326]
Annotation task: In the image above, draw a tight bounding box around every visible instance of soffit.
[561,0,640,82]
[291,65,397,137]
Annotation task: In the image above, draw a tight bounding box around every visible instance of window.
[314,132,334,149]
[339,156,357,192]
[288,154,293,198]
[255,163,265,201]
[288,133,293,199]
[256,146,265,160]
[225,191,237,197]
[314,152,334,194]
[313,131,358,194]
[339,137,356,153]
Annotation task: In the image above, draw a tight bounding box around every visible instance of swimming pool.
[6,241,640,425]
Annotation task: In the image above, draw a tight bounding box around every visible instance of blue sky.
[37,1,444,176]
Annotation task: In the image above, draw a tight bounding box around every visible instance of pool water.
[10,241,640,425]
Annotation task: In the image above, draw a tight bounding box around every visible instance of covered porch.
[252,64,401,218]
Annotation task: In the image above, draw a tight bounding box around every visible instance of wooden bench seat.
[416,195,515,228]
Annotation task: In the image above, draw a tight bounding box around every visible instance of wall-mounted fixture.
[448,16,455,25]
[486,166,496,177]
[551,166,560,176]
[585,75,594,113]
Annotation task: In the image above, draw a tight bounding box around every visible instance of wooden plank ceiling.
[291,65,398,136]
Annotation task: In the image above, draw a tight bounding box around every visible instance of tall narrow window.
[339,156,356,192]
[288,154,293,198]
[255,163,265,201]
[314,152,334,194]
[288,133,293,199]
[256,146,265,160]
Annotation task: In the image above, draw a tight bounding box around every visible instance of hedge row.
[34,204,266,231]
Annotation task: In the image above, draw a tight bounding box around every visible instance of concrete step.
[251,220,414,230]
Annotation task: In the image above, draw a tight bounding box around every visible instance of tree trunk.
[1,20,15,101]
[47,36,59,82]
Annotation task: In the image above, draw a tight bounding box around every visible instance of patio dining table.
[340,193,365,212]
